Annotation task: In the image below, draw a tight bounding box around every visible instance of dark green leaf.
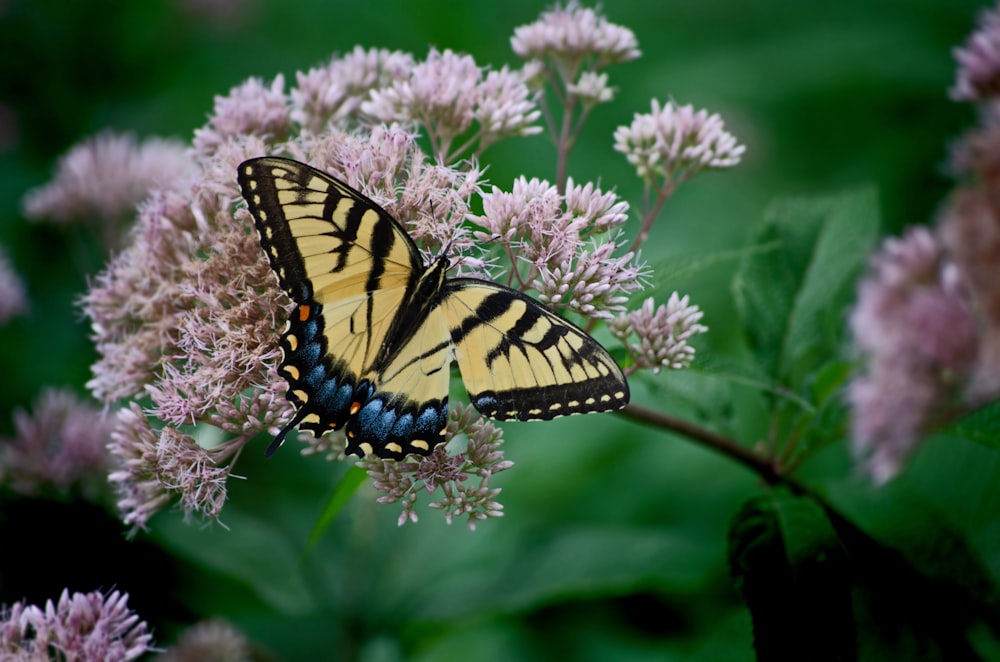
[941,400,1000,452]
[728,490,855,662]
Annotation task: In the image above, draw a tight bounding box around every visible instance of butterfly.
[238,157,629,460]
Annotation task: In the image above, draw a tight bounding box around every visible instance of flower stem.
[628,182,672,255]
[618,403,790,487]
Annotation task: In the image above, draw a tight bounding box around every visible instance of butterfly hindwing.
[239,156,629,461]
[343,306,453,458]
[441,279,630,420]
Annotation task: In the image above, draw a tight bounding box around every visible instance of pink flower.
[0,388,114,498]
[363,49,540,161]
[952,1,1000,101]
[0,246,27,323]
[291,46,414,133]
[471,175,642,319]
[511,1,640,68]
[614,99,745,185]
[0,589,155,661]
[22,131,195,250]
[360,404,512,529]
[158,618,252,661]
[193,75,291,157]
[940,188,1000,401]
[848,228,978,482]
[107,404,232,531]
[610,294,707,373]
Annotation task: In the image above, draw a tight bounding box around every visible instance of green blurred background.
[0,0,987,659]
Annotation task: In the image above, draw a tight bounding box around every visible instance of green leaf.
[940,400,1000,453]
[825,441,1000,629]
[304,465,368,555]
[416,528,716,622]
[732,188,878,387]
[728,490,855,662]
[644,244,772,294]
[151,508,317,615]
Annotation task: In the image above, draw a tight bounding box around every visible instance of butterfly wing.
[239,157,443,458]
[341,305,453,459]
[441,278,630,420]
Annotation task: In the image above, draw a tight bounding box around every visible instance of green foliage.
[731,189,878,463]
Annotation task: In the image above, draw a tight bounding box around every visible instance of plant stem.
[619,403,796,489]
[627,182,672,255]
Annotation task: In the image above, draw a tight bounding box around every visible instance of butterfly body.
[238,157,629,460]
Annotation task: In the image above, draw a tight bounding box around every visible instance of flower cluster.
[615,99,744,252]
[848,229,977,482]
[0,589,155,661]
[108,404,234,529]
[24,3,735,530]
[22,131,195,251]
[470,176,644,318]
[614,99,745,187]
[511,2,640,190]
[360,403,513,529]
[193,75,291,158]
[847,4,1000,481]
[610,294,708,374]
[0,388,114,498]
[292,46,414,133]
[363,48,541,162]
[511,1,640,73]
[0,246,27,323]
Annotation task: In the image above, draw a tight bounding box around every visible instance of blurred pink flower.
[0,388,114,498]
[0,246,27,323]
[22,131,195,250]
[158,618,252,662]
[952,1,1000,101]
[849,228,978,482]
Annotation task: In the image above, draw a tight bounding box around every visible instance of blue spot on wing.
[299,342,322,368]
[343,394,448,460]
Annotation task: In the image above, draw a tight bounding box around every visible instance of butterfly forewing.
[239,158,420,304]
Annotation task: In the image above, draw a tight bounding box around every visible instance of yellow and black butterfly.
[238,157,629,460]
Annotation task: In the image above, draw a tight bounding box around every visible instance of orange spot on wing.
[349,401,361,415]
[298,305,311,322]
